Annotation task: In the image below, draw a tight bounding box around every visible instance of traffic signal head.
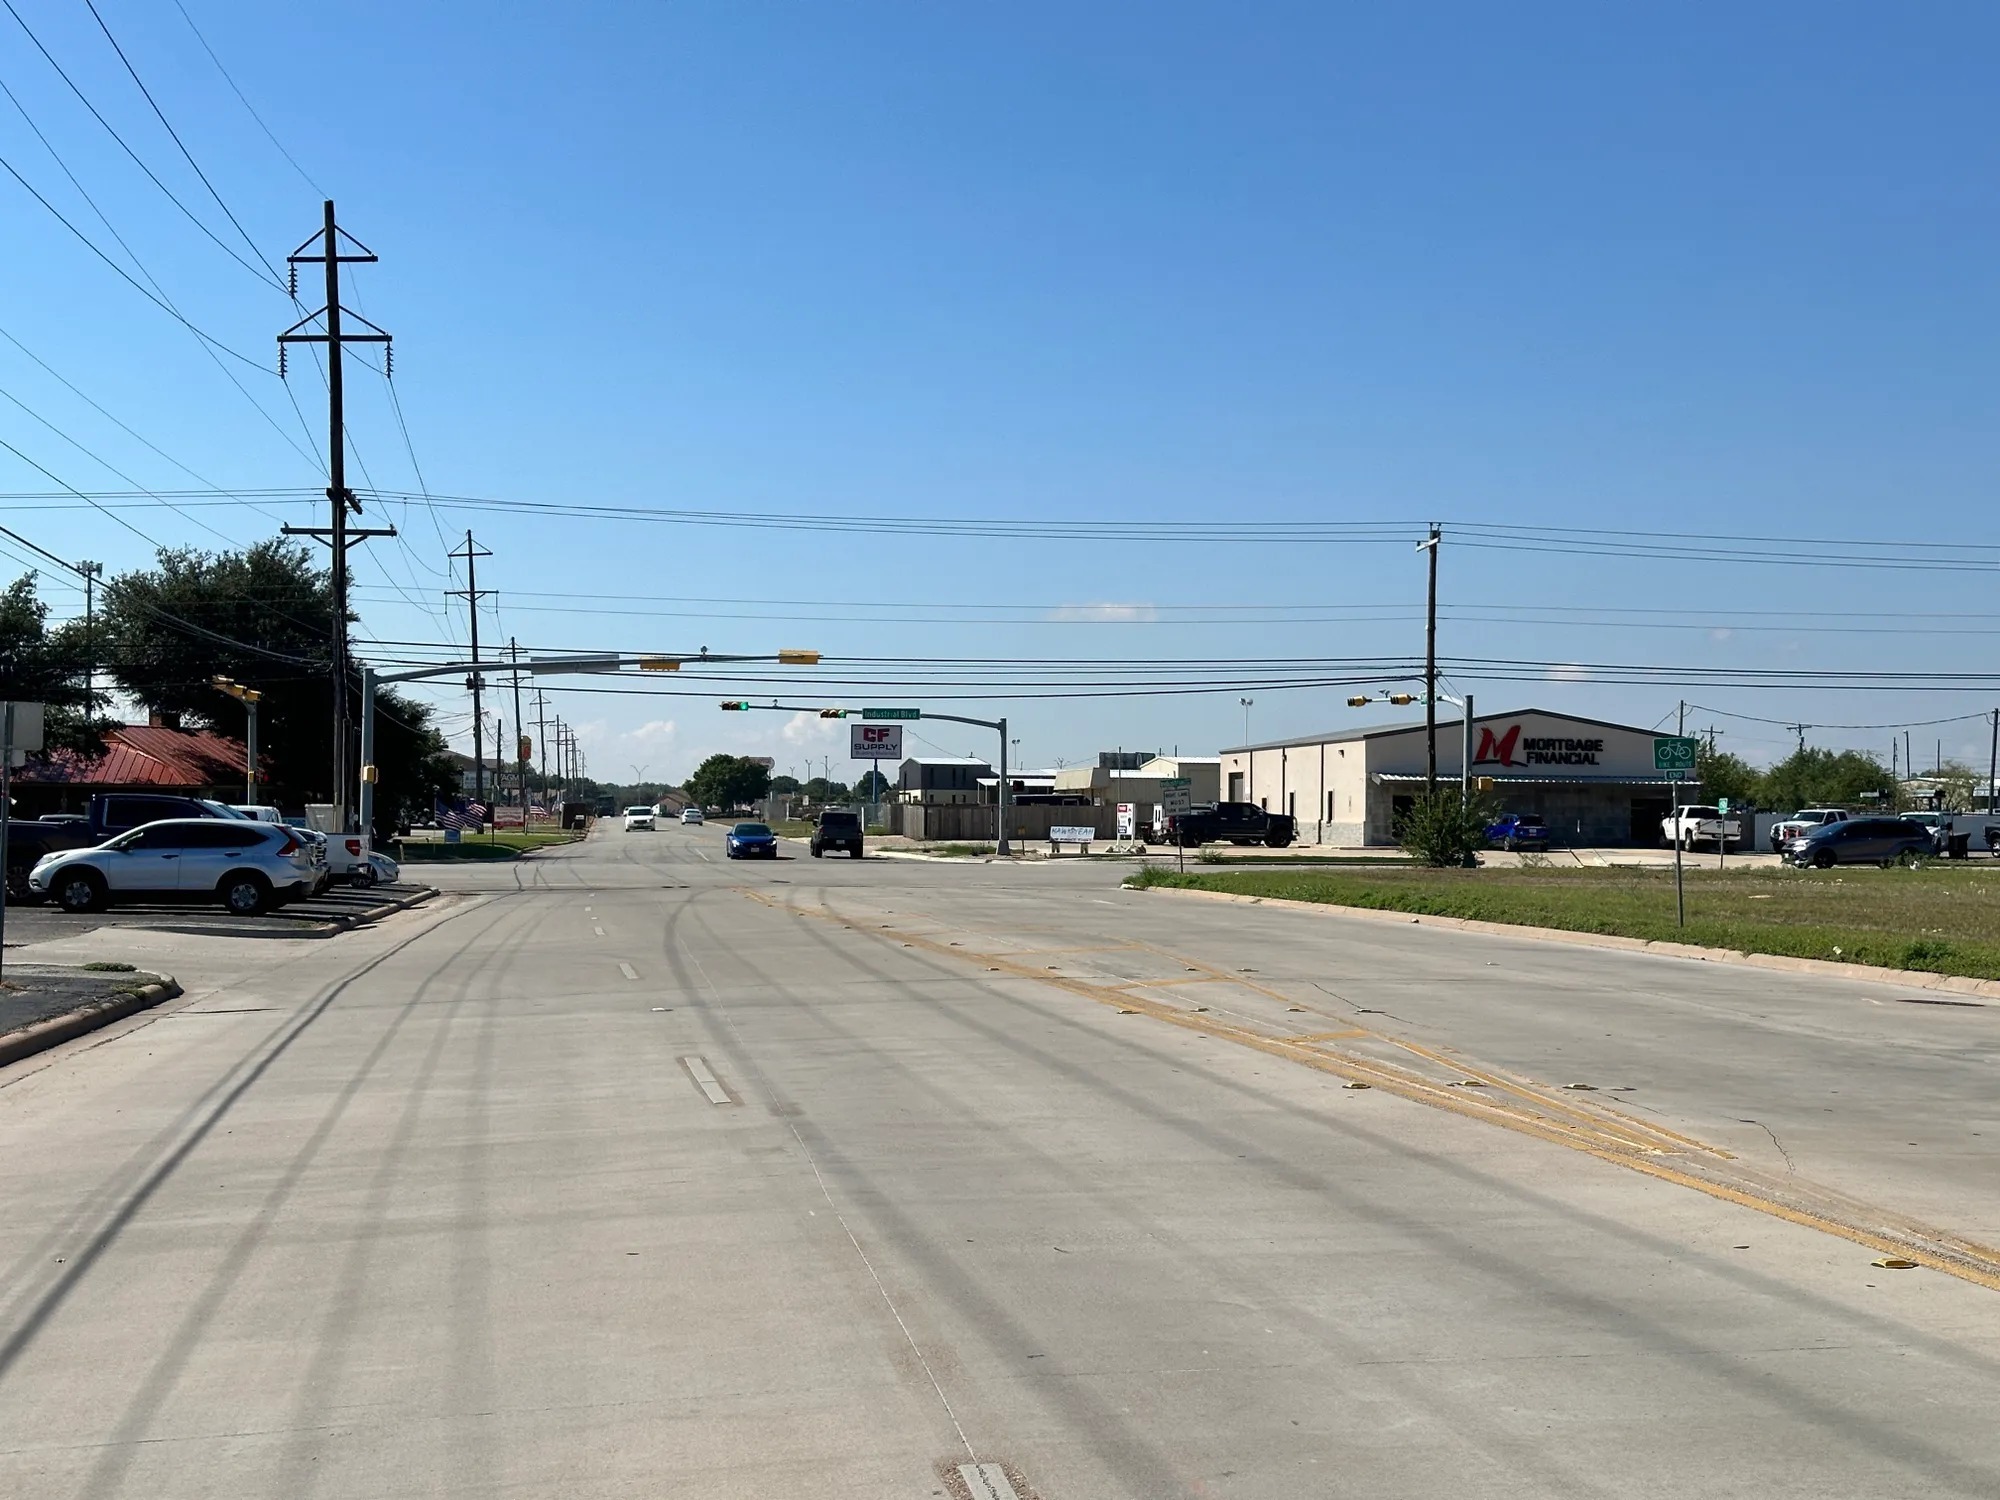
[818,708,848,718]
[1346,696,1371,707]
[1387,693,1417,706]
[719,701,750,711]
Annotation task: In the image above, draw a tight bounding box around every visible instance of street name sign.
[862,707,921,720]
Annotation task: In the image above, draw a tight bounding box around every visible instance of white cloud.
[1546,663,1591,682]
[779,710,841,746]
[1044,602,1161,623]
[1709,627,1733,643]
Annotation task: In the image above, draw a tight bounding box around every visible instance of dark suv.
[1788,817,1932,869]
[810,810,864,859]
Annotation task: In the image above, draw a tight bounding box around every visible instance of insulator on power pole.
[287,265,297,297]
[278,346,287,379]
[384,343,393,377]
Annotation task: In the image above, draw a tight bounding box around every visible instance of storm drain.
[680,1055,733,1105]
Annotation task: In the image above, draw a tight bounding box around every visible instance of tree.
[855,768,891,800]
[1395,788,1491,868]
[1761,747,1892,812]
[0,572,106,756]
[684,754,771,810]
[1924,758,1981,813]
[1695,748,1762,807]
[769,774,802,795]
[94,539,451,820]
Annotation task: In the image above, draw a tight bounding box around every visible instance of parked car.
[37,812,86,826]
[811,809,864,859]
[1769,807,1849,851]
[1899,811,2000,857]
[4,817,92,900]
[680,808,705,825]
[1662,805,1742,850]
[280,817,333,893]
[724,821,778,859]
[623,806,656,831]
[1485,812,1549,852]
[86,792,245,843]
[1162,802,1296,848]
[1787,817,1933,869]
[361,849,399,887]
[29,818,314,914]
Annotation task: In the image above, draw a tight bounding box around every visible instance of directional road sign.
[1162,777,1193,815]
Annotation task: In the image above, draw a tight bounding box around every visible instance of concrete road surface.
[1,817,1997,1499]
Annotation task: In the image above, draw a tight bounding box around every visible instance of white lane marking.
[695,849,711,862]
[618,962,639,980]
[959,1465,1022,1500]
[680,1055,732,1105]
[593,925,607,937]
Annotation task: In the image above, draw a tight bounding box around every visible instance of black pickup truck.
[1161,801,1297,848]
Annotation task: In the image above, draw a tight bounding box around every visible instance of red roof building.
[9,720,258,813]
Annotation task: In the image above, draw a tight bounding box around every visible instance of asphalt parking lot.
[0,881,431,944]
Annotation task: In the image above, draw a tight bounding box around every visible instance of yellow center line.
[743,890,2000,1293]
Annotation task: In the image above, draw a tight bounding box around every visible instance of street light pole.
[1419,525,1441,791]
[1240,698,1254,744]
[212,678,263,805]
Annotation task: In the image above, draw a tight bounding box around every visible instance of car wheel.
[811,847,822,858]
[5,865,34,902]
[220,871,271,916]
[1898,848,1926,870]
[1811,848,1836,870]
[1502,837,1517,852]
[851,848,863,859]
[55,869,106,913]
[353,864,378,889]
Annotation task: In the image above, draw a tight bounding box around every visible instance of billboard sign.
[851,723,904,761]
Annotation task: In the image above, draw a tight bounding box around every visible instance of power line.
[0,0,282,291]
[84,0,285,286]
[169,0,324,198]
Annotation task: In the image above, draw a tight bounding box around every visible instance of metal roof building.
[1220,708,1694,847]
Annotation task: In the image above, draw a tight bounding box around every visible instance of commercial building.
[9,720,257,814]
[1051,754,1222,812]
[1219,708,1695,847]
[896,756,994,805]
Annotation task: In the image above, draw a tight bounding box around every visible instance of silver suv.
[30,819,314,914]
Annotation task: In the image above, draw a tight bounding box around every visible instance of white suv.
[680,808,704,825]
[30,819,314,915]
[623,807,656,831]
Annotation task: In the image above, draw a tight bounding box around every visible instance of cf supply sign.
[851,723,903,761]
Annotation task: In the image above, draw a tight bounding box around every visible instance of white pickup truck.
[1769,807,1848,851]
[1662,804,1742,850]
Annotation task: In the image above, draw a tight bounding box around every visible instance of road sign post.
[1656,737,1698,927]
[1163,776,1192,871]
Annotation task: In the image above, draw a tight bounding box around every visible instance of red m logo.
[1474,725,1521,767]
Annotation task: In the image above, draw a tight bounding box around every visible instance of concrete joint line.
[679,1055,733,1105]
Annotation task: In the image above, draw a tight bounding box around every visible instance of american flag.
[435,795,489,830]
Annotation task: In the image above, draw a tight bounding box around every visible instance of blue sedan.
[725,821,780,859]
[1485,812,1549,852]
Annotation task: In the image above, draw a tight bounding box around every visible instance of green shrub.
[1395,789,1492,868]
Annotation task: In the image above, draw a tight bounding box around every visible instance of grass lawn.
[1127,862,2000,981]
[394,830,580,861]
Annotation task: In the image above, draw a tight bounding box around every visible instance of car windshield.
[200,799,252,820]
[625,807,651,815]
[732,824,771,836]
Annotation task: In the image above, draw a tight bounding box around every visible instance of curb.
[1133,884,2000,1002]
[0,977,182,1068]
[331,885,439,931]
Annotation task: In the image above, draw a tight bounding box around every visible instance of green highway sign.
[862,708,921,720]
[1654,735,1698,772]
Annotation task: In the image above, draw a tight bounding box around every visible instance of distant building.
[1220,707,1690,847]
[897,756,994,805]
[1097,750,1156,771]
[1051,754,1222,811]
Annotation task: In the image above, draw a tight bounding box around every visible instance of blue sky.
[3,2,1999,782]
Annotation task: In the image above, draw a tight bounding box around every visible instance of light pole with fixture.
[211,677,263,804]
[1239,697,1254,744]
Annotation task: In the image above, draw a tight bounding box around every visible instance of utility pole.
[1677,700,1686,736]
[1419,525,1440,791]
[446,532,495,811]
[78,560,101,707]
[279,201,395,828]
[1989,709,1998,815]
[510,638,527,825]
[531,688,551,819]
[1788,723,1808,754]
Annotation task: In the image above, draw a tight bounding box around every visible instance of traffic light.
[819,707,848,718]
[1387,693,1417,706]
[1346,696,1371,707]
[719,701,750,711]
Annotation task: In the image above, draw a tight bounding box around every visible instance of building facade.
[896,757,994,804]
[1219,709,1694,847]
